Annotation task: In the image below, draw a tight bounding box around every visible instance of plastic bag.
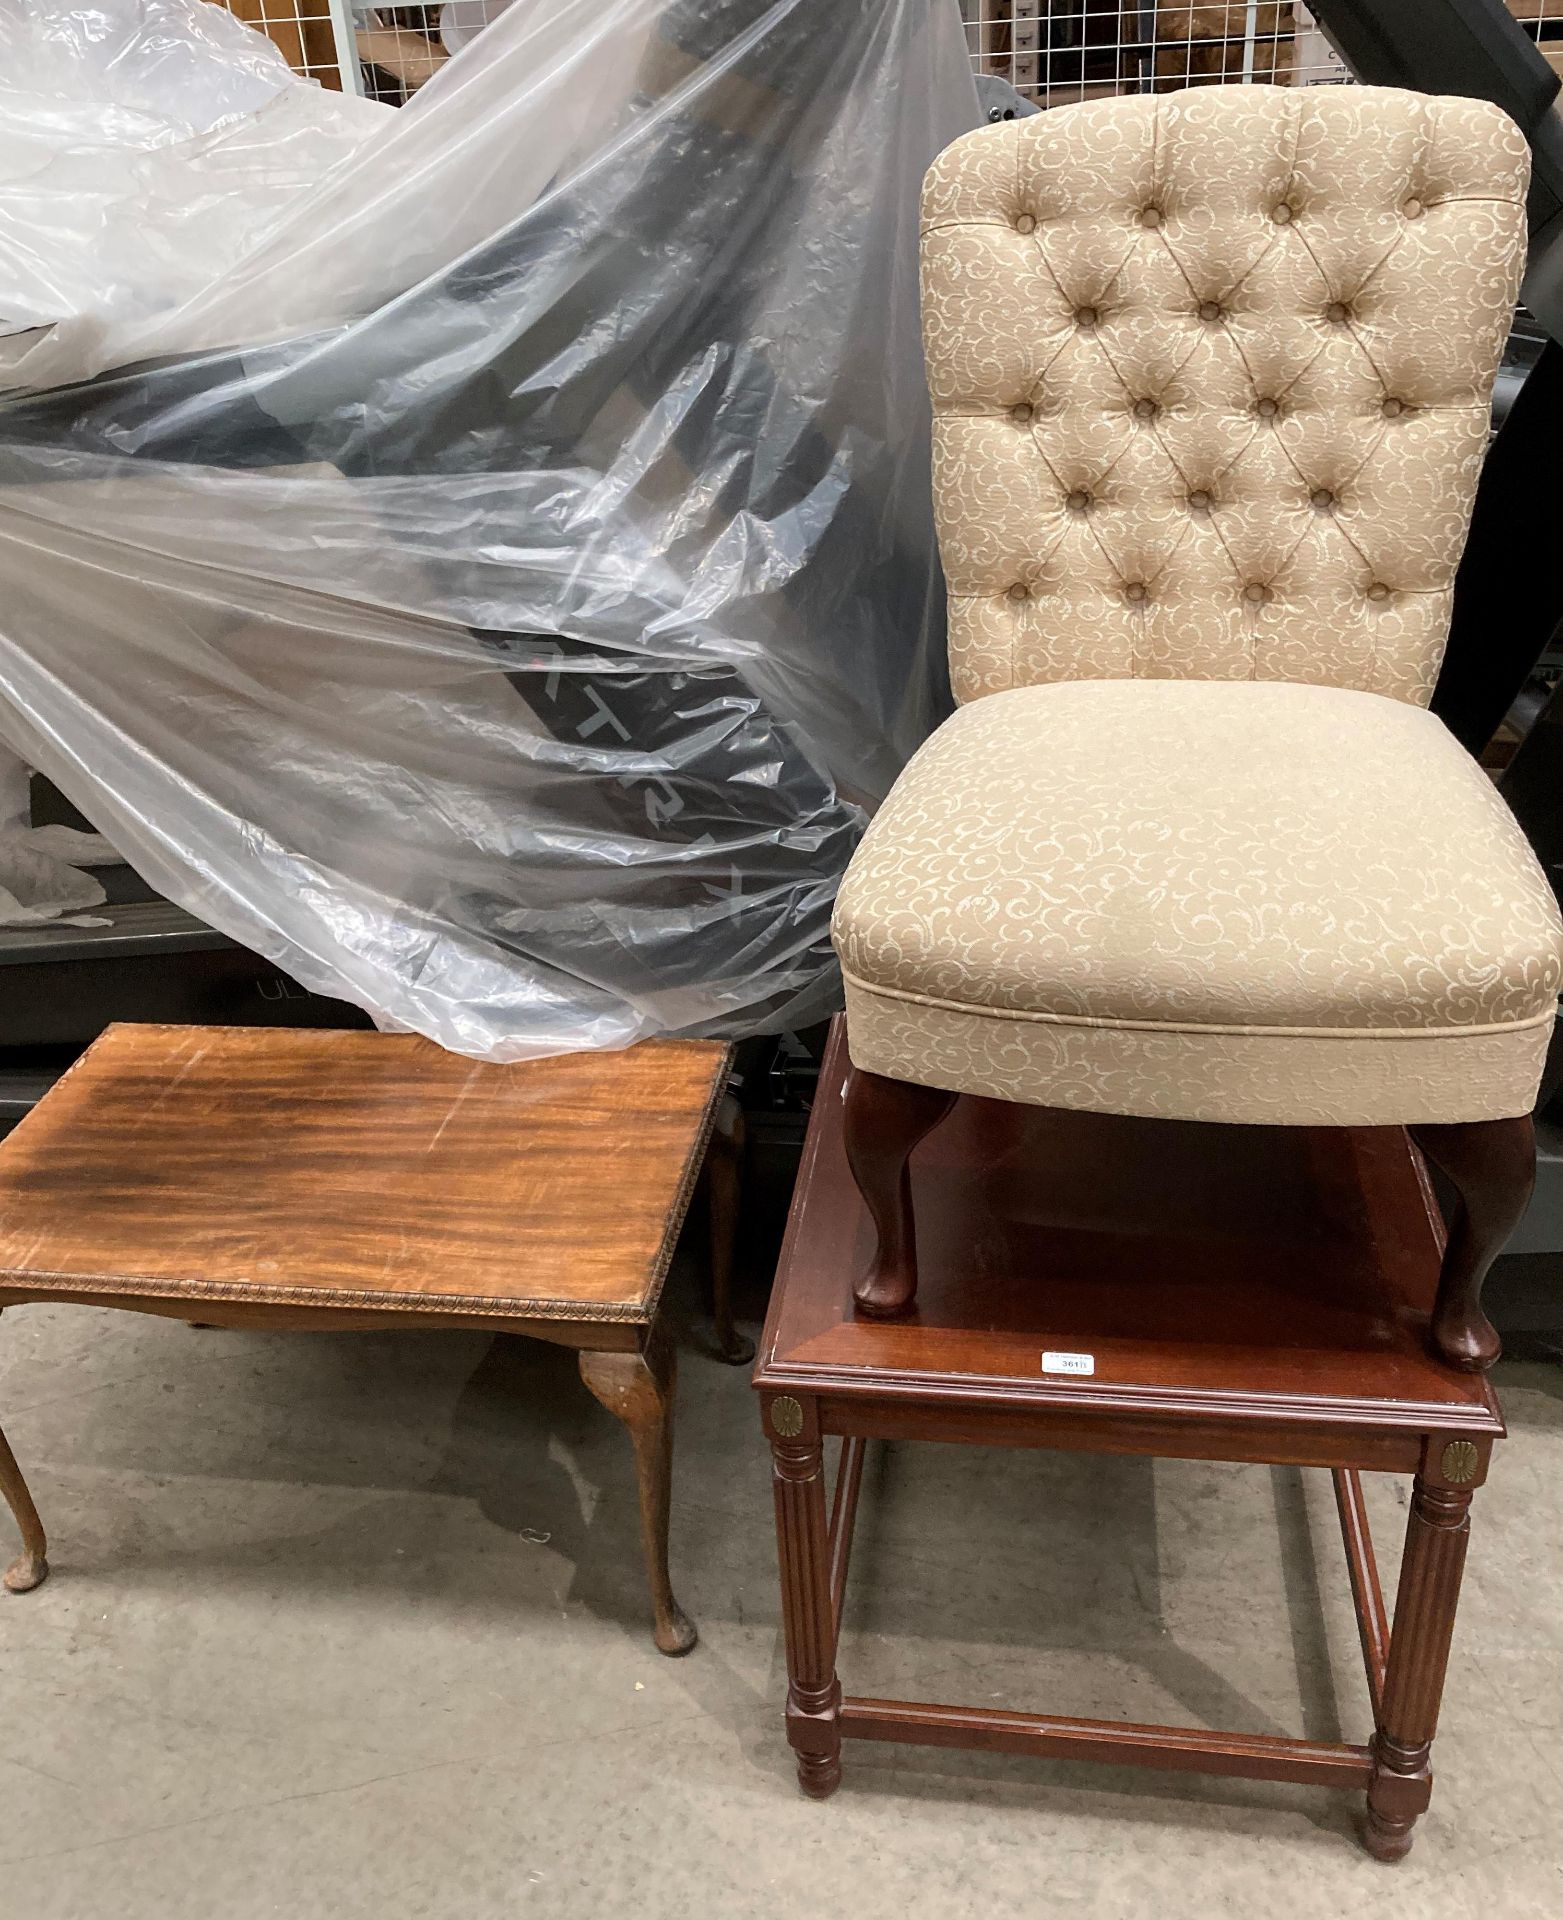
[0,738,28,832]
[0,0,387,366]
[0,733,113,925]
[0,827,113,929]
[0,0,978,1056]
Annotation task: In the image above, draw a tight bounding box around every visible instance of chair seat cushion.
[833,680,1563,1125]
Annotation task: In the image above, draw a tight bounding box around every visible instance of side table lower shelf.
[773,1421,1475,1858]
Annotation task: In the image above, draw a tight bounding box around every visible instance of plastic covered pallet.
[0,0,978,1056]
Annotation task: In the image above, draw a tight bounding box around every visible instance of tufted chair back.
[921,86,1529,706]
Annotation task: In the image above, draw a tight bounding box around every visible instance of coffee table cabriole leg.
[766,1392,842,1798]
[579,1331,697,1657]
[0,1310,46,1593]
[0,1419,46,1594]
[1363,1437,1485,1862]
[708,1091,754,1366]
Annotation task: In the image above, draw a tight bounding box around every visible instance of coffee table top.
[0,1025,730,1324]
[757,1022,1501,1440]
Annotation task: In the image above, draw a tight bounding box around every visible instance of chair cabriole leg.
[842,1066,956,1318]
[1409,1114,1535,1372]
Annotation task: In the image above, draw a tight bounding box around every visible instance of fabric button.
[1271,202,1294,224]
[1381,397,1405,418]
[1139,206,1163,229]
[1198,300,1223,322]
[1244,583,1268,605]
[1014,212,1037,234]
[1366,582,1391,602]
[1256,397,1279,419]
[1326,301,1350,323]
[1006,582,1030,602]
[1403,196,1424,219]
[1124,582,1148,604]
[1133,398,1158,421]
[1074,305,1098,328]
[1187,489,1212,511]
[1065,490,1091,512]
[1310,488,1335,510]
[1009,402,1034,425]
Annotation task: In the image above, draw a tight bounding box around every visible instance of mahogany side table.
[0,1023,734,1654]
[755,1020,1504,1859]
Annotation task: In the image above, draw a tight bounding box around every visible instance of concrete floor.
[1,1254,1561,1920]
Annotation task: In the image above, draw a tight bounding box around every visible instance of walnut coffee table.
[757,1020,1504,1858]
[0,1023,733,1654]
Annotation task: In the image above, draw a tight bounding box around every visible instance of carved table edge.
[0,1272,659,1326]
[749,1363,1505,1437]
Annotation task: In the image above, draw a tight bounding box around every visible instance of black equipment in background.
[1308,0,1563,752]
[1308,0,1563,1341]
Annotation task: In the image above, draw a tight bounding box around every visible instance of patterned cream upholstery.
[838,680,1561,1124]
[921,85,1529,704]
[834,86,1563,1127]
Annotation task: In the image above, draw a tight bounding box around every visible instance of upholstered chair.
[831,85,1563,1372]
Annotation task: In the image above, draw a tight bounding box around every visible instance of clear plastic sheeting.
[0,0,978,1057]
[0,723,113,928]
[0,1,387,369]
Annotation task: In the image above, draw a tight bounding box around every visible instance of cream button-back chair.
[831,85,1563,1371]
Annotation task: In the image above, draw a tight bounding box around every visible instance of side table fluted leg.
[1363,1473,1474,1861]
[767,1396,841,1798]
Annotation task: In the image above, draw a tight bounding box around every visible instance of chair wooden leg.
[1409,1115,1535,1372]
[1363,1475,1472,1861]
[842,1066,957,1319]
[0,1416,47,1594]
[707,1092,754,1365]
[579,1335,697,1656]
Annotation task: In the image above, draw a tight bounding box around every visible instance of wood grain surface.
[0,1025,730,1322]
